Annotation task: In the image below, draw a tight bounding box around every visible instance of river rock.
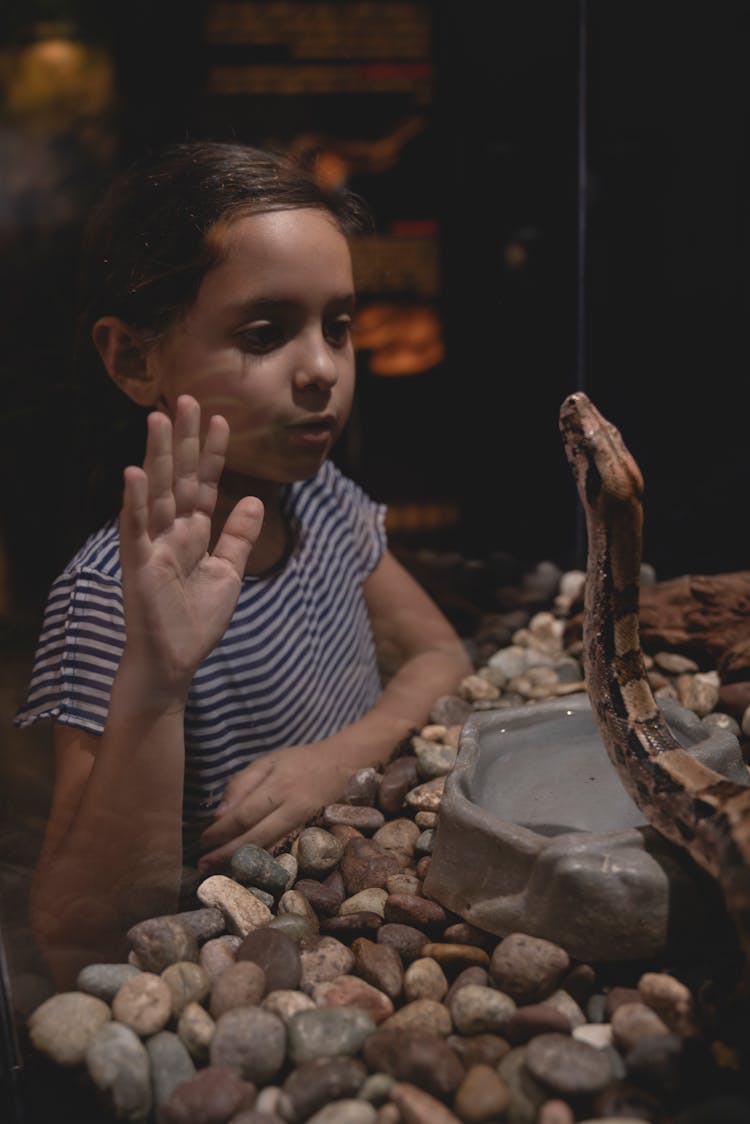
[27,993,111,1061]
[389,1081,462,1124]
[85,1020,152,1121]
[299,935,355,993]
[278,1055,368,1122]
[339,837,402,895]
[199,934,242,980]
[287,1007,376,1064]
[447,983,516,1035]
[112,971,173,1037]
[236,926,302,991]
[197,875,273,936]
[210,1006,286,1084]
[489,932,570,1003]
[453,1063,510,1123]
[402,956,448,1002]
[209,959,266,1018]
[161,961,211,1018]
[296,828,345,876]
[312,974,394,1023]
[378,997,452,1036]
[351,937,404,1000]
[262,988,317,1023]
[230,844,291,897]
[362,1028,465,1098]
[76,963,141,1002]
[524,1031,612,1096]
[177,1001,215,1063]
[126,916,200,973]
[146,1030,196,1116]
[161,1065,257,1124]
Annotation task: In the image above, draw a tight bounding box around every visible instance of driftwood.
[565,570,750,682]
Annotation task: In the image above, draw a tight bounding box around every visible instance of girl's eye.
[325,316,352,348]
[238,322,285,352]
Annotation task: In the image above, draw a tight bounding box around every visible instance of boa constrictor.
[559,391,750,978]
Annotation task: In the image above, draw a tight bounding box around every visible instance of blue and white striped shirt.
[15,461,387,860]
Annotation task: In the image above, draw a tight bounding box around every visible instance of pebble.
[377,757,420,816]
[296,827,345,876]
[177,1000,215,1062]
[76,962,141,1002]
[323,804,386,834]
[378,996,452,1036]
[209,959,266,1018]
[403,776,445,812]
[299,935,356,992]
[278,1055,367,1122]
[343,767,381,806]
[146,1029,196,1114]
[85,1020,152,1120]
[230,843,292,897]
[489,931,570,1003]
[636,970,700,1036]
[161,1064,257,1124]
[362,1028,465,1098]
[112,971,173,1036]
[210,1006,287,1083]
[287,1007,376,1064]
[453,1062,510,1122]
[161,960,211,1017]
[375,922,427,963]
[340,837,402,895]
[389,1080,462,1124]
[262,987,317,1023]
[306,1102,377,1124]
[237,926,302,991]
[313,974,394,1023]
[402,955,448,1002]
[524,1032,612,1096]
[447,982,516,1035]
[610,1001,671,1053]
[382,892,447,932]
[197,874,273,935]
[339,887,388,917]
[175,906,226,942]
[372,817,421,861]
[199,934,242,979]
[351,937,404,1000]
[126,915,200,972]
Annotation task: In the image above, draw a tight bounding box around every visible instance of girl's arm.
[199,550,472,861]
[31,398,263,989]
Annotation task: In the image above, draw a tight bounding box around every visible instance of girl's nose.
[293,331,339,391]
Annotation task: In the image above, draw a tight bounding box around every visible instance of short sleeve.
[14,568,126,734]
[322,462,387,579]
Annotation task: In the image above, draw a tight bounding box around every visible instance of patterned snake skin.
[559,391,750,978]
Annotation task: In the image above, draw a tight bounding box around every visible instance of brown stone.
[376,923,428,963]
[363,1029,465,1098]
[420,942,490,969]
[503,1002,572,1045]
[339,837,402,896]
[236,927,302,992]
[209,961,266,1019]
[447,1032,511,1068]
[293,879,344,917]
[453,1063,509,1123]
[320,911,383,938]
[383,893,448,933]
[352,937,404,1000]
[389,1081,462,1124]
[162,1064,256,1123]
[313,974,394,1024]
[323,803,386,833]
[378,757,419,816]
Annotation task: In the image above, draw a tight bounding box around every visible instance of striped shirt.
[15,460,387,860]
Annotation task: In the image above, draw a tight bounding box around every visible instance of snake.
[558,391,750,980]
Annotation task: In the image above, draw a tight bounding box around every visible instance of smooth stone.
[358,1072,395,1104]
[85,1020,152,1121]
[230,843,292,897]
[161,1065,257,1124]
[573,1022,614,1050]
[312,975,394,1024]
[339,838,402,896]
[504,1002,572,1044]
[385,872,421,897]
[287,1007,376,1064]
[343,766,381,806]
[542,988,587,1030]
[146,1029,196,1115]
[76,962,141,1002]
[299,936,356,993]
[377,757,419,817]
[339,888,389,918]
[320,911,382,939]
[420,941,490,969]
[524,1032,612,1096]
[447,1033,511,1069]
[382,893,448,933]
[610,1002,671,1053]
[306,1100,377,1124]
[177,1000,215,1063]
[404,776,446,812]
[378,997,452,1037]
[323,804,386,833]
[414,742,458,779]
[28,991,112,1066]
[489,932,570,1004]
[262,988,317,1023]
[296,827,345,876]
[444,966,489,1006]
[112,972,173,1037]
[199,934,242,979]
[274,851,299,887]
[174,907,226,942]
[294,878,346,917]
[389,1081,462,1124]
[497,1046,550,1124]
[248,886,276,910]
[197,875,273,936]
[161,961,211,1018]
[375,923,427,963]
[402,956,448,1002]
[126,916,200,972]
[636,971,700,1036]
[372,818,421,860]
[362,1028,465,1098]
[279,889,320,924]
[210,1007,286,1084]
[351,937,404,1000]
[209,960,266,1018]
[267,914,320,941]
[453,1063,510,1123]
[237,926,302,991]
[279,1055,368,1123]
[448,984,516,1035]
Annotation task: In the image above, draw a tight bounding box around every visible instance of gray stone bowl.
[423,693,749,962]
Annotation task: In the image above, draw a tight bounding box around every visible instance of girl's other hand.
[197,741,352,866]
[119,395,264,695]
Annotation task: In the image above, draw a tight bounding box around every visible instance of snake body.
[559,392,750,973]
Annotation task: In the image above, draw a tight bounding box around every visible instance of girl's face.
[149,207,356,489]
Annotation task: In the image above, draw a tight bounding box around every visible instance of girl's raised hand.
[118,395,263,696]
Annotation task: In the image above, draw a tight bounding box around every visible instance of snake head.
[559,392,644,506]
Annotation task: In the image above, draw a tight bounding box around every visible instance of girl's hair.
[76,139,371,346]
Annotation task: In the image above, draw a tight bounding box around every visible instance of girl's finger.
[211,496,264,579]
[198,808,292,868]
[196,413,230,517]
[143,411,176,538]
[172,396,201,517]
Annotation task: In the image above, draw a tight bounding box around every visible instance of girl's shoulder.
[289,460,384,523]
[63,519,122,579]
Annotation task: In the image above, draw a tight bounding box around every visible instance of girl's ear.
[91,317,162,407]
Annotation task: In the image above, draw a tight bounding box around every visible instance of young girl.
[15,140,471,989]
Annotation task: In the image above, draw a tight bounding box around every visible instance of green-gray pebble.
[230,843,292,897]
[85,1021,152,1121]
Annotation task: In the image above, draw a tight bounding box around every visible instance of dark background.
[1,0,749,630]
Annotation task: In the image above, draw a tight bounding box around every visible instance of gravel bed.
[17,559,750,1124]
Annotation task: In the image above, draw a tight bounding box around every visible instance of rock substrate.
[21,562,750,1123]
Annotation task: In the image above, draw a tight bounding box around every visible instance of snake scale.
[559,391,750,980]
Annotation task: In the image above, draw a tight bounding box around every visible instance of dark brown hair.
[77,139,371,346]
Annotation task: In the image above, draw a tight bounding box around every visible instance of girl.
[15,140,471,988]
